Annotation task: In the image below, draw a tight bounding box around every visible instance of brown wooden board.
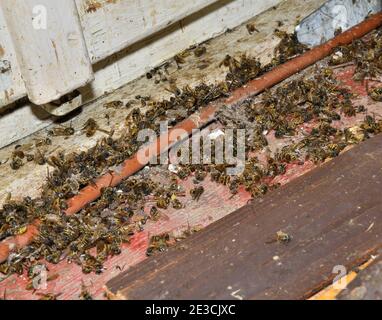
[338,251,382,300]
[106,135,382,300]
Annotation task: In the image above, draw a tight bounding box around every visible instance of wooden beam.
[76,0,220,63]
[0,6,26,107]
[1,0,94,105]
[338,252,382,300]
[106,135,382,300]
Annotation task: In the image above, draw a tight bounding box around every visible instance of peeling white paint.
[1,0,94,105]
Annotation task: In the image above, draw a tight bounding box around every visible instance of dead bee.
[219,54,237,69]
[146,65,168,82]
[357,105,366,113]
[34,148,46,165]
[178,224,201,240]
[174,51,190,68]
[34,137,52,148]
[146,233,172,256]
[86,2,101,13]
[361,115,382,134]
[276,230,291,243]
[368,87,382,101]
[36,292,62,300]
[80,253,103,274]
[26,154,35,162]
[171,197,183,209]
[249,184,268,197]
[83,118,99,137]
[125,99,138,108]
[190,186,204,201]
[48,124,75,137]
[82,118,110,137]
[12,146,25,159]
[79,281,93,300]
[150,206,160,221]
[47,153,65,169]
[229,179,239,195]
[340,99,356,117]
[193,170,207,183]
[156,196,170,209]
[194,46,207,57]
[271,29,307,65]
[146,71,154,79]
[104,100,123,109]
[334,27,342,37]
[246,23,259,34]
[10,156,23,170]
[266,230,291,244]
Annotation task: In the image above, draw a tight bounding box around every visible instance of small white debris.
[208,129,225,140]
[366,222,375,233]
[231,289,244,300]
[168,164,179,173]
[262,130,269,136]
[273,255,280,261]
[332,51,343,60]
[116,189,123,194]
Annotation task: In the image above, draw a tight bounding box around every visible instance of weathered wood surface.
[338,252,382,300]
[76,0,220,63]
[0,6,26,107]
[107,134,382,300]
[1,0,94,105]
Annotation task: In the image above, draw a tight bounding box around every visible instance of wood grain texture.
[107,134,382,300]
[338,252,382,300]
[1,0,94,105]
[76,0,220,63]
[0,6,26,107]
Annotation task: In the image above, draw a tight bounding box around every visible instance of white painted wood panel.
[76,0,220,63]
[0,6,26,107]
[1,0,94,105]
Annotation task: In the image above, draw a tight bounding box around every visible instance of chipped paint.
[84,0,118,13]
[1,0,94,105]
[51,40,59,63]
[0,60,11,91]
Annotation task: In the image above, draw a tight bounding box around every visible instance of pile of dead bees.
[1,28,382,276]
